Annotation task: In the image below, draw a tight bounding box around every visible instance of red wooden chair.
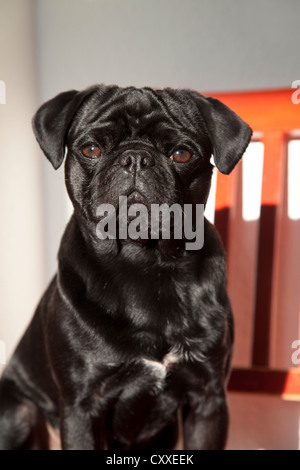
[206,89,300,400]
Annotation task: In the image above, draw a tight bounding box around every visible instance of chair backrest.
[205,89,300,398]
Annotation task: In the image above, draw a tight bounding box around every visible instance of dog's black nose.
[119,150,155,172]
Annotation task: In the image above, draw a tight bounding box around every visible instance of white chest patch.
[141,352,181,392]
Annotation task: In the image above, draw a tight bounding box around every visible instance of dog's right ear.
[188,92,252,175]
[32,89,92,169]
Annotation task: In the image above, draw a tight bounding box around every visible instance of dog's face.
[32,85,252,234]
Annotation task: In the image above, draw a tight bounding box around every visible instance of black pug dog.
[0,85,252,450]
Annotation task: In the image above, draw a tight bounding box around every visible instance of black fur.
[0,85,252,450]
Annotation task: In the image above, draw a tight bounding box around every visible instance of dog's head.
[33,85,252,243]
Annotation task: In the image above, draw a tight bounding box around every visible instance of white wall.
[0,0,46,373]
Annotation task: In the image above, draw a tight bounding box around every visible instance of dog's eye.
[170,149,191,163]
[82,145,102,158]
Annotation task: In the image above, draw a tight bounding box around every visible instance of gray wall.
[36,0,300,96]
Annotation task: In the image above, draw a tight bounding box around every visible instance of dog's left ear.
[191,93,253,175]
[32,88,95,169]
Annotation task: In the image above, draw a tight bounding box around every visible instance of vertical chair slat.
[270,138,300,369]
[252,131,285,366]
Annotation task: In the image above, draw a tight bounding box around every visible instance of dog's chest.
[117,353,182,413]
[112,260,193,325]
[141,352,181,388]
